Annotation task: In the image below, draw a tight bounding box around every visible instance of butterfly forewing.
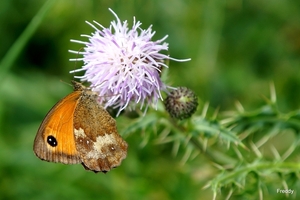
[34,91,81,164]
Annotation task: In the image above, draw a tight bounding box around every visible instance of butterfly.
[33,81,128,173]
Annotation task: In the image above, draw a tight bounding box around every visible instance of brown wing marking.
[73,90,128,173]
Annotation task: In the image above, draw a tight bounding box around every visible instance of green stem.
[212,161,300,186]
[168,117,238,165]
[0,0,56,83]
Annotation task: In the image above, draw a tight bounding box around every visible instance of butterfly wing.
[73,90,128,173]
[34,91,82,164]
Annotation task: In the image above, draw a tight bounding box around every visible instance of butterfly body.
[34,81,127,173]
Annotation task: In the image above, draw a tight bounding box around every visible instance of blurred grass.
[1,0,300,199]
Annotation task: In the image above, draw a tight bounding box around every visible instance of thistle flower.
[69,8,190,115]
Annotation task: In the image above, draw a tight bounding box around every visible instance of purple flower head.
[69,8,190,115]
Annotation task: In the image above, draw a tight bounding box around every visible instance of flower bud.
[164,87,198,120]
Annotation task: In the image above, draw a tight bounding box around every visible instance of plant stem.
[212,161,300,184]
[0,0,56,83]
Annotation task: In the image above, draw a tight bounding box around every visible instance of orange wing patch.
[34,91,82,164]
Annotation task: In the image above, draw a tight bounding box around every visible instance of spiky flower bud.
[164,87,198,120]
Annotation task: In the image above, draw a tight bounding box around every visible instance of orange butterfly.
[33,81,127,173]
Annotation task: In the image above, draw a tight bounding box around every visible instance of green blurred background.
[1,0,300,199]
